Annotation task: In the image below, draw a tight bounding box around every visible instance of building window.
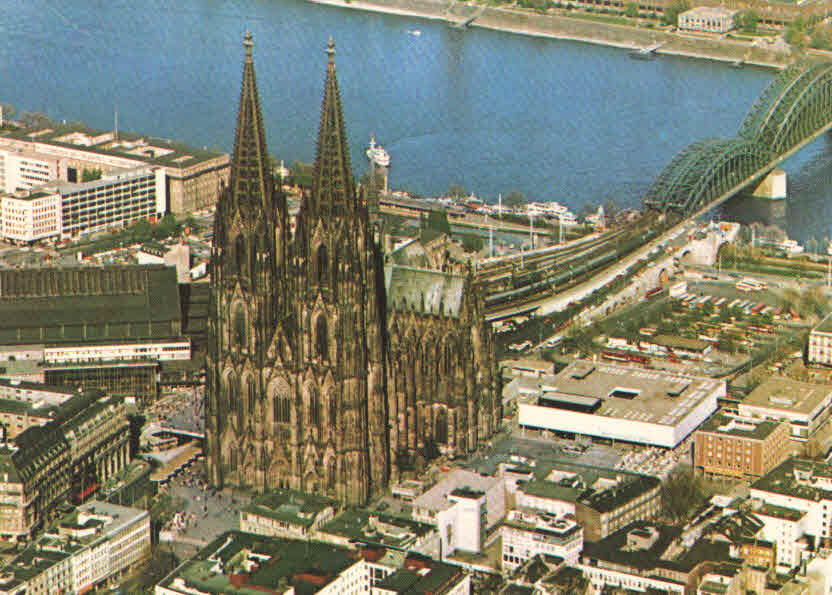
[316,316,328,359]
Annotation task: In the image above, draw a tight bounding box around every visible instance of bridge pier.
[722,169,786,228]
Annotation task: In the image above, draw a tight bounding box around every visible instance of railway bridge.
[482,60,832,317]
[645,60,832,217]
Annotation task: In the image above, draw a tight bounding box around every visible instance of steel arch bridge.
[646,60,832,216]
[642,138,773,214]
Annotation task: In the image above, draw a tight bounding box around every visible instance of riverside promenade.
[309,0,799,68]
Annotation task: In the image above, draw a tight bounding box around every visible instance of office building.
[153,531,470,595]
[517,361,723,448]
[502,509,583,571]
[0,391,130,540]
[0,166,165,243]
[738,377,832,453]
[0,124,229,215]
[693,413,790,480]
[0,501,150,594]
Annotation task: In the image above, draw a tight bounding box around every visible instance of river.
[3,0,831,243]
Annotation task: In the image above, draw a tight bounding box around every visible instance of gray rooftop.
[519,360,722,426]
[385,265,465,318]
[742,376,832,416]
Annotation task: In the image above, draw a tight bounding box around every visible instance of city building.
[0,397,54,440]
[0,123,229,215]
[317,509,439,557]
[372,558,471,595]
[749,458,832,550]
[516,361,723,448]
[0,265,189,401]
[0,378,75,406]
[808,311,832,366]
[677,7,737,33]
[738,376,832,453]
[153,530,470,595]
[239,488,339,539]
[752,503,808,570]
[693,413,790,480]
[0,501,150,595]
[0,166,165,244]
[516,461,661,541]
[578,522,686,594]
[0,150,59,194]
[0,390,130,540]
[636,334,713,361]
[205,35,499,505]
[501,509,583,571]
[0,189,61,243]
[411,469,505,558]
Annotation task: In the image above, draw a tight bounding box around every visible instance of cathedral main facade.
[206,34,500,505]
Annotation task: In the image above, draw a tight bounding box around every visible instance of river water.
[3,0,832,243]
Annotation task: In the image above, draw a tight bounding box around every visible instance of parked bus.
[644,287,663,301]
[736,277,766,292]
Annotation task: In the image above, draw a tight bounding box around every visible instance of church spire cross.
[244,30,254,62]
[326,37,335,63]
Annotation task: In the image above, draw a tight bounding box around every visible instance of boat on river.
[366,134,390,167]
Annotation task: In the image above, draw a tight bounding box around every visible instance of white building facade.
[502,509,583,571]
[0,166,166,244]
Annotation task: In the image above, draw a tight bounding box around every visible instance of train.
[485,228,657,310]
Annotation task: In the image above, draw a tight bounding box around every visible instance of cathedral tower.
[206,33,288,490]
[206,35,499,506]
[290,39,388,504]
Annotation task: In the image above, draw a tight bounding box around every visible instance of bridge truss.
[642,138,772,214]
[645,60,832,216]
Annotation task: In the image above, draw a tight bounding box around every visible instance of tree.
[625,2,639,17]
[786,17,809,48]
[662,0,691,26]
[81,168,103,182]
[18,110,53,128]
[448,183,467,200]
[717,336,737,354]
[0,104,15,122]
[462,233,484,252]
[425,210,452,234]
[734,10,759,33]
[578,202,597,224]
[812,23,832,50]
[504,190,526,209]
[662,467,706,523]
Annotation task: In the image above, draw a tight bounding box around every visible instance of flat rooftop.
[742,376,832,416]
[412,469,503,527]
[751,458,832,502]
[158,531,362,595]
[0,122,227,169]
[319,509,435,549]
[697,413,782,441]
[242,488,337,528]
[680,6,737,17]
[519,361,722,427]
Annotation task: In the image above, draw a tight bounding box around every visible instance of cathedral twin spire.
[310,38,356,221]
[225,33,355,223]
[228,31,274,215]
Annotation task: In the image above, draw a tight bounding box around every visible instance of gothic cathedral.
[206,34,500,505]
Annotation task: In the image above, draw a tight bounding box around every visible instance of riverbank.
[308,0,795,68]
